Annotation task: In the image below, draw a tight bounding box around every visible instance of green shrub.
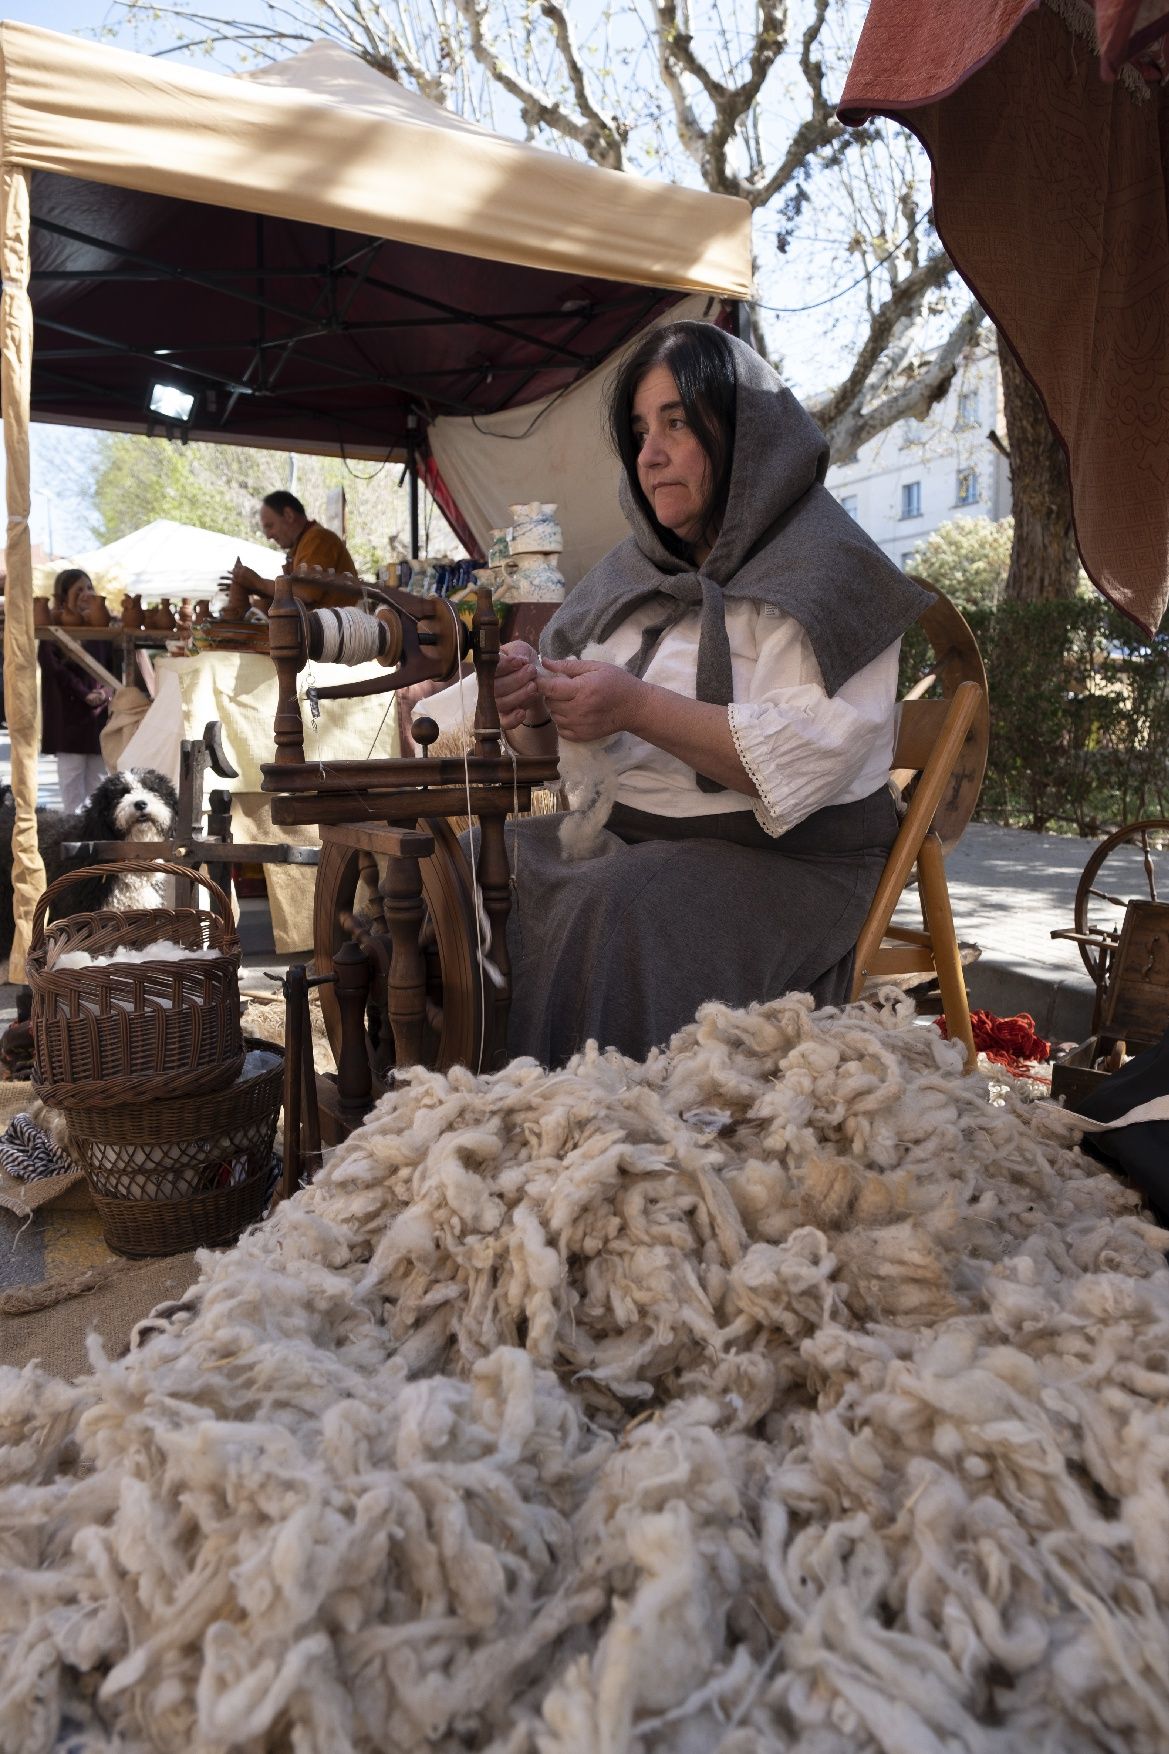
[899,598,1169,835]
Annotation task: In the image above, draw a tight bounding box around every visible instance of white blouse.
[414,599,901,840]
[587,599,900,838]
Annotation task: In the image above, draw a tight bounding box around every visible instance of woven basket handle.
[30,858,237,953]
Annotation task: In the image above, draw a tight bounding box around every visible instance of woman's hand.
[540,658,644,742]
[85,687,109,709]
[495,640,545,733]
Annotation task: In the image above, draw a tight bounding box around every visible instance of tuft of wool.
[556,641,624,860]
[4,991,1169,1750]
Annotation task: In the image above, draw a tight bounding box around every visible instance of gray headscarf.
[542,327,931,790]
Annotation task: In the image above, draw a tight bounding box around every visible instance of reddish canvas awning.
[841,0,1169,633]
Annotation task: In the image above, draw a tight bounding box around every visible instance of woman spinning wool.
[491,320,930,1067]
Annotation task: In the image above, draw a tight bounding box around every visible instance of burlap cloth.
[1,1252,201,1377]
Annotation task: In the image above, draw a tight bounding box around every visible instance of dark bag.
[1073,1026,1169,1222]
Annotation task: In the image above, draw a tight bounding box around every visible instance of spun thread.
[312,606,386,665]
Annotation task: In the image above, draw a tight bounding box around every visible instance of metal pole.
[406,409,420,556]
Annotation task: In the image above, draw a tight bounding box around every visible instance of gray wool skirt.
[492,787,898,1069]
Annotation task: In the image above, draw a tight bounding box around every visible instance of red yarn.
[936,1010,1051,1074]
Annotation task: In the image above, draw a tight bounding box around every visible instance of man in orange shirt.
[231,491,360,610]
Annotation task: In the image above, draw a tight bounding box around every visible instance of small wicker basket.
[28,859,244,1110]
[68,1039,284,1256]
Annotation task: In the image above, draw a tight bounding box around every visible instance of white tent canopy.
[5,23,749,304]
[0,21,752,975]
[37,520,283,603]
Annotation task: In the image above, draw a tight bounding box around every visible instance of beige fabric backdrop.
[429,295,721,585]
[117,651,400,953]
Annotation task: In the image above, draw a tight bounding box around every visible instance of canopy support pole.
[2,163,45,981]
[406,410,420,556]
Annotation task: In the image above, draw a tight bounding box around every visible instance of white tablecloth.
[118,650,399,952]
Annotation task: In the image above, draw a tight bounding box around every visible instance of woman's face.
[631,363,714,547]
[65,577,97,616]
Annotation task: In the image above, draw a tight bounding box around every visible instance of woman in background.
[39,568,112,814]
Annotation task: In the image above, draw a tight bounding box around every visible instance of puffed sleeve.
[727,610,899,837]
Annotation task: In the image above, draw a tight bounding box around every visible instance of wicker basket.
[69,1039,283,1256]
[28,859,244,1110]
[87,1159,277,1258]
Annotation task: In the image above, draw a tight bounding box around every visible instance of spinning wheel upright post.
[262,573,559,1136]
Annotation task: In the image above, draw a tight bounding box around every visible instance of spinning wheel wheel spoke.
[314,819,482,1084]
[1072,818,1169,1002]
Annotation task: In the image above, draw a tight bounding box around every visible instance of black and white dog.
[0,768,179,956]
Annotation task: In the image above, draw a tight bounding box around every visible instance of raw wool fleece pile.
[6,992,1169,1752]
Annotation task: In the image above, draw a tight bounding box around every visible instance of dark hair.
[53,568,92,606]
[607,320,737,558]
[262,490,307,519]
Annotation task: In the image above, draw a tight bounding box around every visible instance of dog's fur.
[0,768,179,956]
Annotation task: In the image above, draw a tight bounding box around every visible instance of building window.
[900,481,922,519]
[839,494,858,519]
[956,468,980,506]
[956,389,979,428]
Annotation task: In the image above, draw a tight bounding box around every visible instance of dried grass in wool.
[4,991,1169,1750]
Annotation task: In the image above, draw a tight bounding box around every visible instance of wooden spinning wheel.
[261,574,559,1129]
[1066,818,1169,1019]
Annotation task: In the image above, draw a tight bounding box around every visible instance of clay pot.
[57,605,84,627]
[33,598,51,628]
[82,596,111,628]
[122,595,143,631]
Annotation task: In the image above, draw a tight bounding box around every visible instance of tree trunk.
[999,336,1081,602]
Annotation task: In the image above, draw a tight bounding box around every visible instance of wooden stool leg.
[917,834,976,1072]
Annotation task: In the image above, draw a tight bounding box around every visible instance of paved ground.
[897,819,1100,1047]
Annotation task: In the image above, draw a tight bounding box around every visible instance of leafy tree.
[907,516,1013,614]
[90,433,459,574]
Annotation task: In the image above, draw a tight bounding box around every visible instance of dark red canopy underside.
[25,168,685,459]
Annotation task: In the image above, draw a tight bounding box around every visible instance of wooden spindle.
[382,827,435,1070]
[267,574,308,765]
[477,812,513,1066]
[473,584,502,743]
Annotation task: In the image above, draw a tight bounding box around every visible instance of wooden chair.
[850,588,990,1071]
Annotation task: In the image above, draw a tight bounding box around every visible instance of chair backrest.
[900,583,990,853]
[851,681,983,992]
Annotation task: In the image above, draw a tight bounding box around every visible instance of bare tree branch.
[448,0,625,166]
[816,295,987,462]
